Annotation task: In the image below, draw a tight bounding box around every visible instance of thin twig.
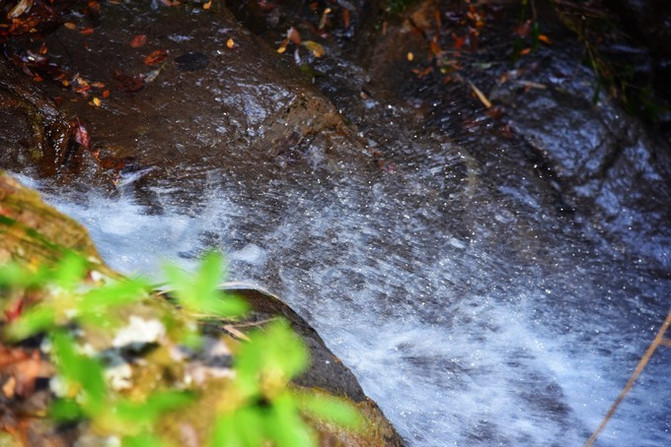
[585,309,671,446]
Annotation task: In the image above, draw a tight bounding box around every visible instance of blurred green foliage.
[0,251,363,446]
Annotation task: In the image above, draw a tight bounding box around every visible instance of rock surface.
[0,171,403,445]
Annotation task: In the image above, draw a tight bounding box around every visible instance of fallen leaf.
[407,52,414,61]
[144,68,162,83]
[130,34,147,48]
[412,65,433,77]
[538,34,552,44]
[79,27,95,35]
[288,26,301,45]
[113,70,145,92]
[514,20,531,38]
[277,37,289,54]
[7,0,33,19]
[468,80,491,108]
[226,38,234,49]
[102,89,110,98]
[203,0,212,9]
[73,120,91,149]
[452,33,465,50]
[144,49,168,66]
[64,22,77,30]
[302,40,325,57]
[343,9,350,28]
[2,376,16,398]
[92,97,102,107]
[0,346,52,398]
[318,7,331,30]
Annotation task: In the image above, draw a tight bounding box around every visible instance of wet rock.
[0,171,403,446]
[0,171,103,265]
[175,52,210,72]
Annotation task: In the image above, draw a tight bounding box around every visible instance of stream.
[22,123,670,446]
[4,0,671,445]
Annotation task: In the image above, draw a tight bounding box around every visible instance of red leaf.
[113,70,145,92]
[452,33,465,50]
[144,49,167,66]
[4,300,23,323]
[130,34,147,48]
[73,120,91,150]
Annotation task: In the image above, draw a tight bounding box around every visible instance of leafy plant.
[0,251,363,446]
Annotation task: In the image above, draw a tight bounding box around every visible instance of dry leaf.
[302,40,325,58]
[288,26,301,45]
[7,0,33,19]
[277,36,289,54]
[319,7,331,30]
[73,120,91,149]
[226,38,234,49]
[144,49,168,66]
[130,34,147,48]
[468,81,491,108]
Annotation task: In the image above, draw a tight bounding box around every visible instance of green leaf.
[164,252,248,318]
[211,409,264,447]
[52,252,88,291]
[78,277,150,326]
[6,306,56,340]
[295,391,364,429]
[235,319,309,399]
[0,262,49,289]
[123,432,168,447]
[50,397,85,421]
[266,392,314,447]
[115,390,196,426]
[51,331,107,414]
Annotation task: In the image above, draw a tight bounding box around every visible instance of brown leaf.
[7,0,33,19]
[288,27,301,45]
[343,9,350,28]
[302,40,325,58]
[468,80,491,108]
[113,70,145,92]
[73,120,91,150]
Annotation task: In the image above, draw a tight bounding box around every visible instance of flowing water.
[19,125,670,445]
